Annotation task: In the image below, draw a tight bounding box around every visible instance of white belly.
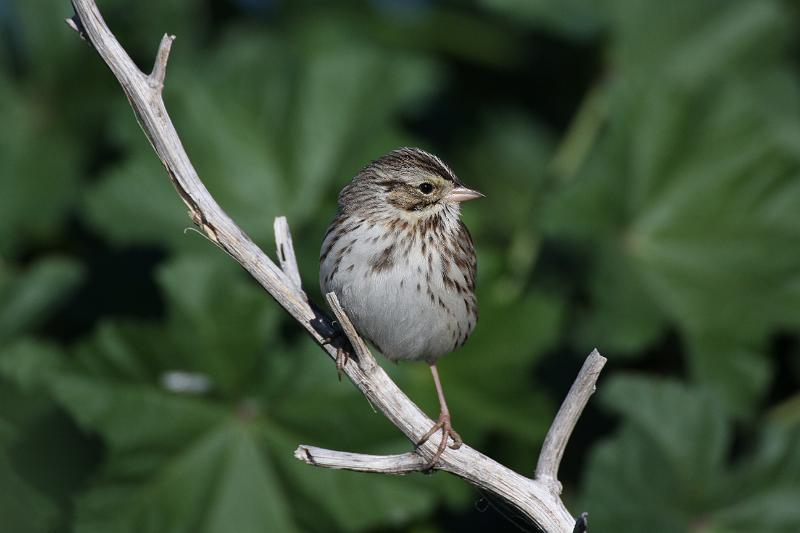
[320,217,474,362]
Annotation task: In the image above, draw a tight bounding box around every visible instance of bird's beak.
[445,186,485,203]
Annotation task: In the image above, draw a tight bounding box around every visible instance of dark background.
[2,1,800,532]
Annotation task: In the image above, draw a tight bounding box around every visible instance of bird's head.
[343,147,483,218]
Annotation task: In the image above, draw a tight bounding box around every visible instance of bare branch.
[149,33,175,89]
[536,349,607,493]
[65,15,87,40]
[295,446,425,474]
[273,216,304,294]
[68,2,605,531]
[325,292,376,372]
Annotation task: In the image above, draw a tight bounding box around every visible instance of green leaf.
[0,77,81,256]
[0,448,60,533]
[0,373,60,533]
[205,424,297,533]
[581,376,729,531]
[606,0,788,90]
[602,376,729,485]
[50,371,299,533]
[0,257,85,343]
[686,336,772,417]
[573,241,667,356]
[81,153,194,249]
[0,339,66,392]
[0,341,96,533]
[155,255,280,396]
[704,426,800,532]
[580,376,800,532]
[53,375,223,453]
[581,429,691,532]
[73,321,166,383]
[704,488,800,533]
[457,112,553,245]
[544,0,800,412]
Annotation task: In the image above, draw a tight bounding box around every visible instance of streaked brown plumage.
[320,147,482,467]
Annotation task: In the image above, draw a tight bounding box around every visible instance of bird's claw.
[417,412,462,469]
[334,347,349,381]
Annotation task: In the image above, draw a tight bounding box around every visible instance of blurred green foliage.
[1,0,799,531]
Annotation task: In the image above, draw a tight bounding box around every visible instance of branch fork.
[67,2,607,531]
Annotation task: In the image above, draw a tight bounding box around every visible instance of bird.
[320,147,483,467]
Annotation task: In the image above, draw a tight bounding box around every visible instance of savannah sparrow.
[320,147,482,466]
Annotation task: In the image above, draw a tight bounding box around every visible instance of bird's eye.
[418,182,434,194]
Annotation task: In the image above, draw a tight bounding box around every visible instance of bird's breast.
[320,215,477,362]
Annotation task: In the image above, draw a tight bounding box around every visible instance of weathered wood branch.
[67,2,606,531]
[294,447,426,474]
[274,216,304,295]
[536,350,606,494]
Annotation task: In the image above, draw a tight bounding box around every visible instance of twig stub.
[295,446,426,475]
[149,33,175,89]
[66,15,88,41]
[535,349,606,491]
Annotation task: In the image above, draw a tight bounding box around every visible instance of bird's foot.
[334,347,349,381]
[321,323,349,381]
[417,412,462,469]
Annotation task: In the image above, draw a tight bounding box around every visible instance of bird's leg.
[417,363,462,469]
[320,321,349,381]
[334,346,349,381]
